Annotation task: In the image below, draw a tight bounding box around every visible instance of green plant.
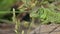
[37,6,60,24]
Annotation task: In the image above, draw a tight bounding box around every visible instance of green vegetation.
[0,0,60,34]
[0,0,60,24]
[0,0,17,10]
[38,6,60,24]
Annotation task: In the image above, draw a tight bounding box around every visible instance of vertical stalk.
[22,30,24,34]
[27,17,34,34]
[13,8,16,22]
[13,8,20,34]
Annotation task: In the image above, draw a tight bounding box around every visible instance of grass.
[12,8,20,34]
[0,0,60,34]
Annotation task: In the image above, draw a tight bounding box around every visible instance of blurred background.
[0,0,60,34]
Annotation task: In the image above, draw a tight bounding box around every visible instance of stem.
[27,17,34,34]
[13,8,20,34]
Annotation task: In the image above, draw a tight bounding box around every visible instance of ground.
[0,23,60,34]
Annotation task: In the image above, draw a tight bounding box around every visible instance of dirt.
[30,24,60,34]
[0,23,60,34]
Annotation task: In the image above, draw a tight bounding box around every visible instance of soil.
[0,23,60,34]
